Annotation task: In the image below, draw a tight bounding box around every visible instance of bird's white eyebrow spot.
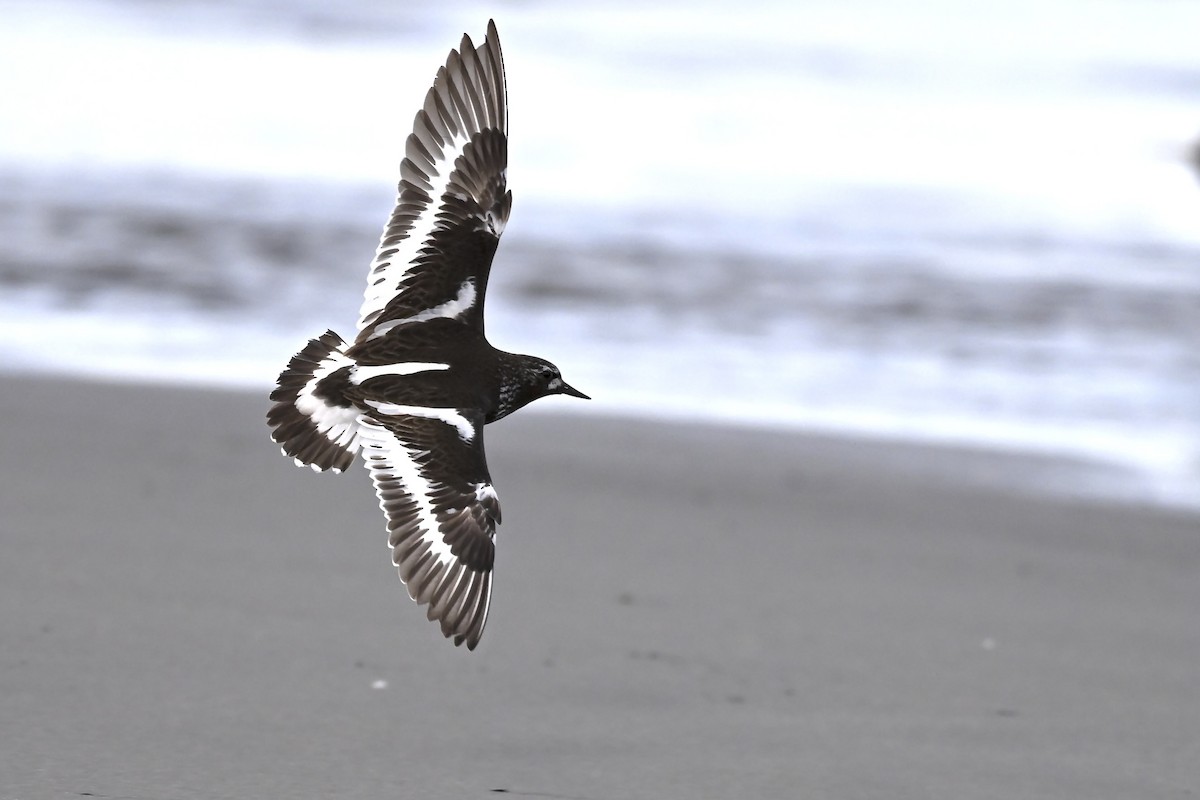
[350,362,450,384]
[363,400,476,442]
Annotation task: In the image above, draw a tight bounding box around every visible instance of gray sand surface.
[2,376,1197,799]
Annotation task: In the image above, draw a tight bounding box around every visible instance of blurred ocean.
[1,0,1198,508]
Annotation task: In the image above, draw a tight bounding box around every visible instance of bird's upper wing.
[358,405,499,650]
[356,20,510,340]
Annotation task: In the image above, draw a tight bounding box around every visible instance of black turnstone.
[267,21,587,650]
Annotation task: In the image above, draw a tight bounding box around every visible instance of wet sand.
[2,375,1197,799]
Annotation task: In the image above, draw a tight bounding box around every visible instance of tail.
[267,330,362,473]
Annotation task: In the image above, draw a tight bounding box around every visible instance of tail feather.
[267,330,361,473]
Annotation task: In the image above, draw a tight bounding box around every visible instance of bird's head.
[494,354,588,422]
[525,356,589,401]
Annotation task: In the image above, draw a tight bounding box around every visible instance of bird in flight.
[268,20,587,650]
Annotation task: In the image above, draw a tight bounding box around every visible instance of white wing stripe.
[365,279,476,341]
[359,418,457,570]
[358,126,479,329]
[350,362,449,384]
[362,401,476,443]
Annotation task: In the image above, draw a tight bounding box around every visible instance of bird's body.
[267,21,585,650]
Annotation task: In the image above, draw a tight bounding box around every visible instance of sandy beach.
[1,374,1197,799]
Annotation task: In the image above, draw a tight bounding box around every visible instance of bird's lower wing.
[358,406,500,650]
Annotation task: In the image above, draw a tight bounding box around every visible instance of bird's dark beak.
[558,381,590,400]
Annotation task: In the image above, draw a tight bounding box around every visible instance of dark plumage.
[266,20,586,650]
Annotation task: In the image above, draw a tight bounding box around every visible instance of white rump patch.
[350,362,449,384]
[294,351,361,451]
[363,400,476,442]
[366,280,477,340]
